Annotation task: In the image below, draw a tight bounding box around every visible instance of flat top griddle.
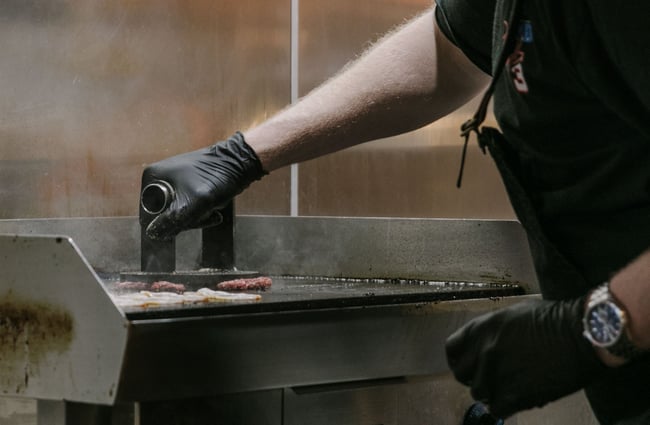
[106,276,524,320]
[0,220,537,405]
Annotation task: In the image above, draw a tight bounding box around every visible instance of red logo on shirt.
[505,20,533,94]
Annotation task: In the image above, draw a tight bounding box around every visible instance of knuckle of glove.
[145,194,196,240]
[145,207,185,240]
[445,327,472,381]
[146,216,175,241]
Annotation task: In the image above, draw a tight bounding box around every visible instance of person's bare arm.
[244,8,490,171]
[142,7,490,240]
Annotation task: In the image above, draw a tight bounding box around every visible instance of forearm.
[610,249,650,349]
[595,249,650,366]
[244,8,490,171]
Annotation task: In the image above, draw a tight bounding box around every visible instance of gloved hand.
[446,297,607,419]
[141,131,267,240]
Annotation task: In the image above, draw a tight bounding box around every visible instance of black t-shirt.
[436,0,650,291]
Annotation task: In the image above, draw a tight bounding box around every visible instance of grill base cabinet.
[35,377,469,425]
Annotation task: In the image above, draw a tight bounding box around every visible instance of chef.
[140,1,650,423]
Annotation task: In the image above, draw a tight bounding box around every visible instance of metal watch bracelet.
[584,282,646,361]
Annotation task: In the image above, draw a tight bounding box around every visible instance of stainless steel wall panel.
[1,0,513,220]
[297,0,514,218]
[299,144,514,218]
[0,0,291,218]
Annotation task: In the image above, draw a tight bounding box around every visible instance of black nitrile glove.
[446,297,607,419]
[142,131,267,240]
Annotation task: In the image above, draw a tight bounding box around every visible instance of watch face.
[586,302,624,347]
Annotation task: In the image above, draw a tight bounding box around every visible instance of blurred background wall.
[0,0,514,220]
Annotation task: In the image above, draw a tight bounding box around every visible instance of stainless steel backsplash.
[0,0,514,219]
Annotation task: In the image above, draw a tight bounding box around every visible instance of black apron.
[458,1,650,423]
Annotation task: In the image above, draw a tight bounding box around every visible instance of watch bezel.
[583,299,627,348]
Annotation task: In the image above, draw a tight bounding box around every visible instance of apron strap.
[456,0,523,188]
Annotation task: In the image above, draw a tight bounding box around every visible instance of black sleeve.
[434,0,495,75]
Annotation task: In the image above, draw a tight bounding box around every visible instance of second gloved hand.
[142,131,267,240]
[446,297,607,419]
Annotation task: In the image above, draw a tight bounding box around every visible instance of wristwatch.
[582,282,645,360]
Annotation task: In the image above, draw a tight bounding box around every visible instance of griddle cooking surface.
[109,276,524,320]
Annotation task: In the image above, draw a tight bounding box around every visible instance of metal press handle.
[141,180,175,215]
[140,180,225,226]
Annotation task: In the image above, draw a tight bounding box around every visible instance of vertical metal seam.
[290,0,299,216]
